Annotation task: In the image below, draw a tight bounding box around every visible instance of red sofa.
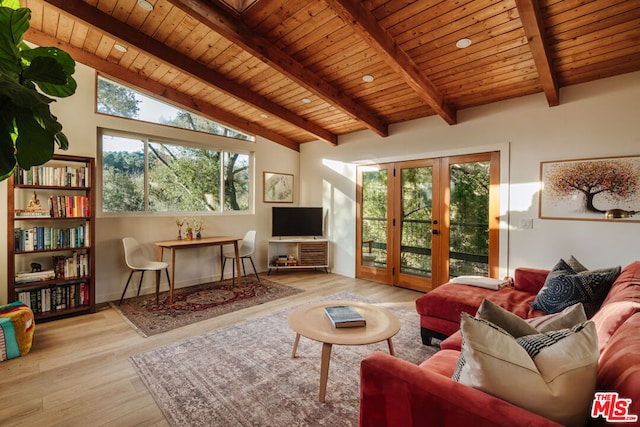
[360,261,640,426]
[415,267,549,345]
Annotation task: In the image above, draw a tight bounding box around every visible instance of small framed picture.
[263,172,294,203]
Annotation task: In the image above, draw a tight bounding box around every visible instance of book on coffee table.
[324,305,366,328]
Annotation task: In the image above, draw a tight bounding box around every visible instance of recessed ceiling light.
[259,113,269,119]
[137,0,154,11]
[362,75,374,83]
[456,38,472,49]
[302,98,311,104]
[113,44,128,53]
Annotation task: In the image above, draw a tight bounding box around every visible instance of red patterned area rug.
[130,292,438,426]
[110,276,303,337]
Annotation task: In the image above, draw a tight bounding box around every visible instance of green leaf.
[54,130,69,150]
[36,74,77,98]
[0,71,50,108]
[31,101,63,135]
[0,112,16,179]
[22,47,76,75]
[14,108,54,168]
[21,47,77,97]
[0,1,22,10]
[0,7,29,75]
[22,56,67,84]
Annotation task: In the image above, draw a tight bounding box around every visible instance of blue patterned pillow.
[529,259,621,318]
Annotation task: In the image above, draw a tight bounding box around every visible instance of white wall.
[0,62,299,305]
[2,63,639,305]
[301,71,640,278]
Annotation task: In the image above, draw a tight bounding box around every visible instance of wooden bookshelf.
[7,154,96,320]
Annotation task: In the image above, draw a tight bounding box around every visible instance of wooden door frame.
[393,158,439,292]
[434,152,501,287]
[356,151,500,290]
[356,164,394,284]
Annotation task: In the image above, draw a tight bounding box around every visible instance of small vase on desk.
[196,231,202,239]
[177,229,182,240]
[186,230,193,240]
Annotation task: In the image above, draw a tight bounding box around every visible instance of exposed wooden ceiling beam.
[24,29,300,151]
[325,0,457,125]
[167,0,389,138]
[514,0,560,106]
[40,0,335,146]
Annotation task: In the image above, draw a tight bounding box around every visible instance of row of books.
[16,283,90,314]
[14,164,90,187]
[49,195,90,218]
[14,225,89,252]
[53,253,90,280]
[14,194,90,219]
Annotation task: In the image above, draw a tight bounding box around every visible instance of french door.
[356,152,500,292]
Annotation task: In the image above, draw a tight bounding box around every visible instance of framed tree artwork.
[539,155,640,222]
[263,172,294,203]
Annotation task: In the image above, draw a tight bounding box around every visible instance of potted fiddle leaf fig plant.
[0,0,77,181]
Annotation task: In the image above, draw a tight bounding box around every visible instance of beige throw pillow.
[476,298,586,335]
[525,302,587,332]
[475,298,538,337]
[453,313,598,427]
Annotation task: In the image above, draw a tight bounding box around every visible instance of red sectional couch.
[415,267,549,345]
[360,261,640,426]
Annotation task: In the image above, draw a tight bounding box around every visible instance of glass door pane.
[400,166,433,278]
[360,169,388,270]
[448,160,490,278]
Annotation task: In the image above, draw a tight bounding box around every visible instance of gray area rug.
[130,292,438,426]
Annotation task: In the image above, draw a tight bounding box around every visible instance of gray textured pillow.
[566,255,588,273]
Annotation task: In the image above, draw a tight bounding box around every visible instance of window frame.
[95,74,255,142]
[98,127,254,217]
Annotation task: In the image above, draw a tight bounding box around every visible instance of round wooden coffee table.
[287,300,400,402]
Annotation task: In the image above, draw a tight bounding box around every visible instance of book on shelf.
[15,269,56,284]
[324,305,366,328]
[15,209,51,218]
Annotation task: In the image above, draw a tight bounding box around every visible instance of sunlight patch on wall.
[322,158,356,183]
[510,182,541,213]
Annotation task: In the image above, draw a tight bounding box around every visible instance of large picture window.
[101,131,250,214]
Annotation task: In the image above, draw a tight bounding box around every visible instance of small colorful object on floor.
[0,301,35,362]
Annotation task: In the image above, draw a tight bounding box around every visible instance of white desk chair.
[221,230,260,282]
[120,237,171,305]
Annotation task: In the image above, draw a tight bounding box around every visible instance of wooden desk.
[154,236,243,304]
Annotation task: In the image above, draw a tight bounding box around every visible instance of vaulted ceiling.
[22,0,640,151]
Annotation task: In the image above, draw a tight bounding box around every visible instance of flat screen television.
[272,207,324,237]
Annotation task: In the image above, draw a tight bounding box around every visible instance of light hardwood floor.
[0,272,425,427]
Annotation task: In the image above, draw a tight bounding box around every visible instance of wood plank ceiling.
[21,0,640,151]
